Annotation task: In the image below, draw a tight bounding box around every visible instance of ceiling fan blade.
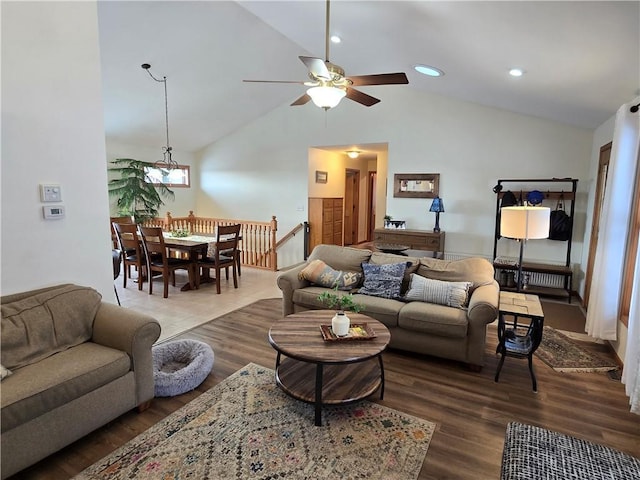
[291,93,311,106]
[346,87,380,107]
[299,56,331,80]
[243,80,306,84]
[348,73,409,86]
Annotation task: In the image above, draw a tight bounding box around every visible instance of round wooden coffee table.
[268,310,390,426]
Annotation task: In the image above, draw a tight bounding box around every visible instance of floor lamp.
[500,206,551,291]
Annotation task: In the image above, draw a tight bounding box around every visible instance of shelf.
[499,285,571,299]
[492,178,577,303]
[494,261,572,276]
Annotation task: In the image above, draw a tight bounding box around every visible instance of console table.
[373,228,444,258]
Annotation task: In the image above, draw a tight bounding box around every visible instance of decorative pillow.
[0,364,12,381]
[359,262,408,299]
[298,259,362,291]
[404,274,472,308]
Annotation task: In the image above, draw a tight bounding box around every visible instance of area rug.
[74,363,435,480]
[535,326,619,373]
[500,422,640,480]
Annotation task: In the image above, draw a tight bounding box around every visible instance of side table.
[494,292,545,392]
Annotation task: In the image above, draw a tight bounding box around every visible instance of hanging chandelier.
[141,63,178,170]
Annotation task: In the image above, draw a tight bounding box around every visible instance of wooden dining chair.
[112,222,146,291]
[196,224,241,294]
[110,216,134,249]
[138,226,195,298]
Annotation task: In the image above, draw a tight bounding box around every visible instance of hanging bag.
[549,194,572,241]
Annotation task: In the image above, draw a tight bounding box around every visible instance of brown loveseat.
[0,284,161,478]
[277,245,499,369]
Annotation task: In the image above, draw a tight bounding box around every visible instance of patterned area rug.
[535,326,619,372]
[500,422,640,480]
[74,363,435,480]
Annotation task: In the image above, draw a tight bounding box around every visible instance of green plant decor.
[108,158,175,223]
[317,285,364,314]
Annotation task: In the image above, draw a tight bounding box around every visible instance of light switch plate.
[40,184,62,202]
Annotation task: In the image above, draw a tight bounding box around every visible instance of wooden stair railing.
[141,212,278,271]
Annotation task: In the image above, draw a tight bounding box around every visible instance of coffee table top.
[268,310,390,364]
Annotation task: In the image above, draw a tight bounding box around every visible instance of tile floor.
[115,267,283,342]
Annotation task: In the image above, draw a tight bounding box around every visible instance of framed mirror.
[393,173,439,198]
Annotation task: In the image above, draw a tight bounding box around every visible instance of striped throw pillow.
[404,274,472,308]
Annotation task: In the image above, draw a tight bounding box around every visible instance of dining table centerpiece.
[317,286,364,337]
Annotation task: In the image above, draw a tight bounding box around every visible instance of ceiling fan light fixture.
[346,150,360,159]
[414,64,444,77]
[307,85,346,109]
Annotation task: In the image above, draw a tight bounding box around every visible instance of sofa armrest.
[467,281,499,326]
[92,302,161,405]
[276,264,310,315]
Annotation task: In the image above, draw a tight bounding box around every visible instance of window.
[144,165,190,188]
[620,163,640,326]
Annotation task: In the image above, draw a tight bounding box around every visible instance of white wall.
[1,1,114,299]
[197,86,593,269]
[106,140,197,218]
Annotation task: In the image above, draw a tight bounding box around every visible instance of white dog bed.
[152,340,214,397]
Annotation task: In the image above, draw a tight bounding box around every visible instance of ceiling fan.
[243,0,408,109]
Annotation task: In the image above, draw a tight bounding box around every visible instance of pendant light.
[141,63,177,170]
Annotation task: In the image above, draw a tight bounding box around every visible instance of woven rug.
[535,326,618,372]
[500,422,640,479]
[74,363,435,480]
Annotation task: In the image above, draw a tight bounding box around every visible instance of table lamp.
[500,206,550,291]
[429,196,445,233]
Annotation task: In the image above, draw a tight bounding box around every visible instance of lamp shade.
[307,86,346,109]
[429,196,445,213]
[500,206,550,240]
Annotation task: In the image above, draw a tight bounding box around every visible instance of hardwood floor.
[9,269,640,479]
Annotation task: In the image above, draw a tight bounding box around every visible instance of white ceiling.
[98,1,640,154]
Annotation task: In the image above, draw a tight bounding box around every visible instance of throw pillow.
[404,274,472,309]
[359,262,408,299]
[298,259,362,291]
[1,364,12,381]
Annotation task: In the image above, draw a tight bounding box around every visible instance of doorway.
[584,142,611,309]
[344,169,360,246]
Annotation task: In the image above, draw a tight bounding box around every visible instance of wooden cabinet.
[373,228,445,257]
[492,178,578,302]
[308,198,343,252]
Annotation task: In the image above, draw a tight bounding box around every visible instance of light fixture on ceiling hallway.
[346,150,360,159]
[142,63,178,170]
[307,85,347,110]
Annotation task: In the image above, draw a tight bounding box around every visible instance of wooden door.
[344,169,360,246]
[584,142,611,308]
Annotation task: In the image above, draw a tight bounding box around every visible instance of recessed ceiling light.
[330,35,341,44]
[509,68,525,77]
[414,64,444,77]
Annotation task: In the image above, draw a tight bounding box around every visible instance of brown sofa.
[277,245,499,369]
[0,284,161,478]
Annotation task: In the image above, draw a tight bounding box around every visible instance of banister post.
[270,215,278,271]
[188,210,195,232]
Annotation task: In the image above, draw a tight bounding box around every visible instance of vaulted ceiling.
[98,1,639,153]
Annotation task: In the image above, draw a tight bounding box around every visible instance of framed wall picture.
[315,171,328,184]
[393,173,439,198]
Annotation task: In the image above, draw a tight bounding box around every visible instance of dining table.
[162,232,241,291]
[162,233,214,291]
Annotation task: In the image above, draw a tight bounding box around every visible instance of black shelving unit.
[492,178,578,302]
